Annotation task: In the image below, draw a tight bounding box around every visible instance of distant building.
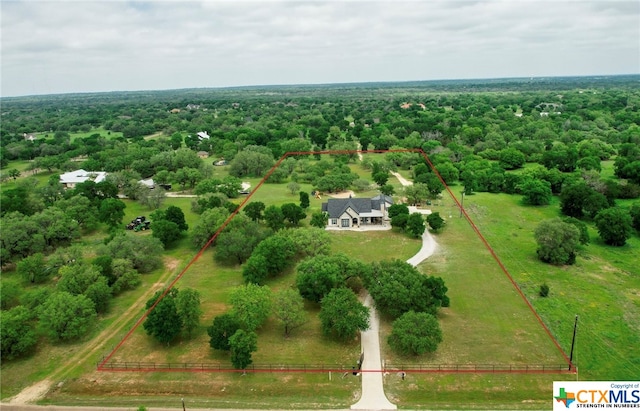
[197,131,210,140]
[139,178,155,189]
[197,151,209,159]
[23,133,37,141]
[59,169,107,189]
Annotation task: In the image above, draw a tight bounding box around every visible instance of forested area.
[1,76,639,367]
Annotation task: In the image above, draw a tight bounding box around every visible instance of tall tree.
[534,218,580,265]
[388,311,443,356]
[319,288,369,341]
[406,213,426,238]
[230,284,272,331]
[243,201,265,221]
[143,290,183,345]
[426,212,445,232]
[98,198,126,227]
[263,205,285,231]
[281,203,306,225]
[272,288,307,337]
[175,288,202,339]
[229,329,258,370]
[207,313,242,351]
[1,306,37,360]
[594,208,633,246]
[39,292,97,342]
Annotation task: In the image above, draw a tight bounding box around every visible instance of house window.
[331,219,337,225]
[341,219,350,227]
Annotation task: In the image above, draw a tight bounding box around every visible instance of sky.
[1,0,639,97]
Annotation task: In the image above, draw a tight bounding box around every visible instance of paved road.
[350,294,397,411]
[350,171,438,410]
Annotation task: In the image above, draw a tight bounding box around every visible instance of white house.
[59,169,107,189]
[197,131,210,140]
[321,195,393,228]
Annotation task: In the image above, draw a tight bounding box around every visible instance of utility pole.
[459,191,465,218]
[569,315,578,371]
[182,398,186,411]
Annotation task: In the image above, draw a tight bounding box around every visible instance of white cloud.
[1,0,638,97]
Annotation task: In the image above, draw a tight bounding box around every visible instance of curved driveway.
[351,173,437,410]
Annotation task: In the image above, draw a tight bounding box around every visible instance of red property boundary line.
[97,149,573,374]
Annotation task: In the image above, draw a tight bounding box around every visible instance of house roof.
[59,169,107,184]
[197,131,210,140]
[321,195,393,219]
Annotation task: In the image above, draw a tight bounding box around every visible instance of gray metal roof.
[321,195,393,219]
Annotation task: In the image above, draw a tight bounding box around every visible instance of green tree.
[164,205,188,231]
[310,211,328,228]
[366,260,449,319]
[562,217,590,245]
[629,202,640,232]
[243,201,266,221]
[7,168,21,180]
[0,280,21,310]
[388,311,443,356]
[272,288,307,337]
[1,306,37,360]
[594,208,633,246]
[404,183,429,205]
[560,182,609,219]
[17,252,49,283]
[216,215,268,265]
[519,179,552,206]
[534,218,580,265]
[287,181,301,195]
[57,263,102,295]
[250,235,297,278]
[391,213,409,230]
[498,148,526,170]
[426,212,445,232]
[84,276,112,313]
[175,288,202,339]
[319,288,369,341]
[281,203,306,225]
[388,203,410,218]
[207,313,241,351]
[54,195,99,231]
[143,290,183,345]
[406,213,426,237]
[372,171,389,186]
[296,254,351,303]
[110,258,142,294]
[102,233,164,273]
[380,184,395,196]
[229,329,258,370]
[229,284,272,331]
[151,220,182,247]
[263,205,285,231]
[299,191,310,209]
[98,198,126,227]
[241,253,270,284]
[39,292,97,342]
[191,207,230,248]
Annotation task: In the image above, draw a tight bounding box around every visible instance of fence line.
[98,360,575,374]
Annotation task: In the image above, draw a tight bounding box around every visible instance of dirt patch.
[8,379,52,404]
[328,190,356,199]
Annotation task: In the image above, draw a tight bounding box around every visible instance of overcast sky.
[1,0,639,97]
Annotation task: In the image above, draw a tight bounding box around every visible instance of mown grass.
[463,192,640,380]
